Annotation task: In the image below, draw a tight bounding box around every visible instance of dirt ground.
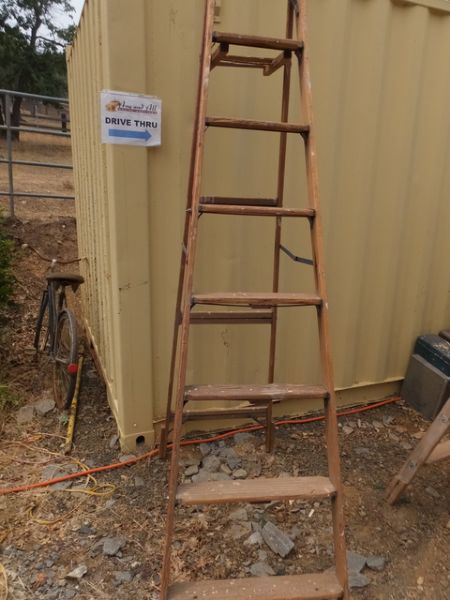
[0,143,449,599]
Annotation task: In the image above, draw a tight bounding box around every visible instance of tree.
[0,0,75,137]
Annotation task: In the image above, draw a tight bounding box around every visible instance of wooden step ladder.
[159,1,349,598]
[386,395,450,505]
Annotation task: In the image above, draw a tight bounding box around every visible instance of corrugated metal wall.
[67,0,450,450]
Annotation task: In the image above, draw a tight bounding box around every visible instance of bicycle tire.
[53,308,78,410]
[34,289,50,352]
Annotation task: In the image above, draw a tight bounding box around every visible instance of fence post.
[5,92,15,219]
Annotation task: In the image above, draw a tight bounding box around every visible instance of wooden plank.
[425,439,450,463]
[177,476,336,505]
[200,196,277,206]
[212,31,304,52]
[215,55,273,69]
[190,310,273,324]
[191,292,322,307]
[182,405,267,422]
[169,572,342,600]
[199,205,315,217]
[206,116,309,134]
[185,383,328,402]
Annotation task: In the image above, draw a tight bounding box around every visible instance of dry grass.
[0,116,75,221]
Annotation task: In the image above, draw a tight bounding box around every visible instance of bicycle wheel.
[34,289,51,352]
[53,308,79,410]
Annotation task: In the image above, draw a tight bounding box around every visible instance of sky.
[71,0,85,25]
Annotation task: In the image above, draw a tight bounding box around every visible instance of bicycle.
[34,270,84,410]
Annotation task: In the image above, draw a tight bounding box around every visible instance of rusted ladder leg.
[386,396,450,505]
[296,1,349,596]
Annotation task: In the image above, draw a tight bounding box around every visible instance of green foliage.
[0,0,75,97]
[0,212,13,305]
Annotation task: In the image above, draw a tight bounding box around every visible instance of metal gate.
[0,89,73,218]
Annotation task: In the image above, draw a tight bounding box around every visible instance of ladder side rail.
[268,3,295,385]
[160,0,218,458]
[386,396,450,504]
[295,0,349,595]
[160,1,216,597]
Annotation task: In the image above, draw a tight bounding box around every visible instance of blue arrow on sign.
[108,129,152,142]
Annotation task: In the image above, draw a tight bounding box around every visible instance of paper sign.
[100,90,161,147]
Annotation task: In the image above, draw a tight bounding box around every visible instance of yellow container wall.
[67,0,450,450]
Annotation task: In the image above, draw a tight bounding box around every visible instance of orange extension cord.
[0,397,399,496]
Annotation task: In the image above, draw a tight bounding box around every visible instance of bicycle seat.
[46,272,84,290]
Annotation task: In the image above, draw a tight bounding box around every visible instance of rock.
[250,561,275,577]
[425,486,440,499]
[16,405,35,424]
[234,432,256,444]
[244,531,263,546]
[342,425,354,435]
[228,522,252,539]
[191,470,212,484]
[64,590,77,599]
[202,455,221,472]
[366,555,386,571]
[261,521,294,557]
[349,572,370,589]
[114,571,133,585]
[105,499,116,509]
[34,396,55,415]
[184,465,199,477]
[134,476,145,488]
[220,463,232,476]
[400,441,413,451]
[210,472,231,481]
[229,508,248,521]
[109,434,119,449]
[232,468,248,479]
[66,565,87,580]
[222,448,241,470]
[41,464,77,490]
[347,551,367,573]
[119,454,137,463]
[417,576,424,586]
[199,444,212,457]
[103,537,126,556]
[78,524,95,535]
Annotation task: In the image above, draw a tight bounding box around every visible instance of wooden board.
[191,292,322,307]
[212,31,303,51]
[177,476,336,505]
[206,116,309,134]
[185,383,328,402]
[168,572,343,600]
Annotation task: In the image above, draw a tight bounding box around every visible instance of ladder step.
[191,292,322,307]
[206,117,309,134]
[185,383,328,402]
[177,476,336,505]
[200,204,315,218]
[182,405,268,422]
[200,196,277,207]
[190,310,273,324]
[213,31,304,52]
[168,572,342,600]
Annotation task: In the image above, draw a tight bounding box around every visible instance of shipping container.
[67,0,450,449]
